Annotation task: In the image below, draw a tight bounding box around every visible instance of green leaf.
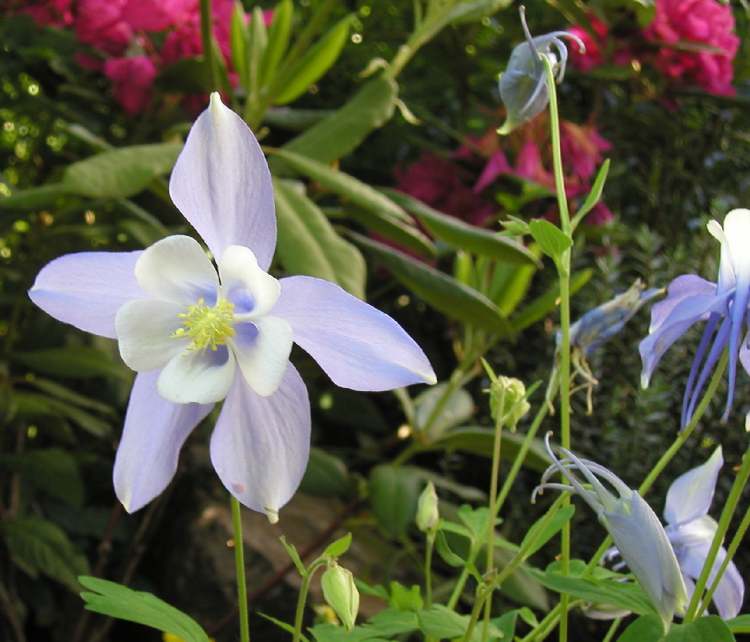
[265,107,334,131]
[277,76,398,165]
[572,159,610,228]
[260,0,293,87]
[727,614,750,634]
[14,391,112,437]
[528,219,572,262]
[323,532,352,559]
[434,531,466,567]
[350,233,512,334]
[365,609,419,637]
[26,377,117,416]
[270,149,410,223]
[0,448,84,506]
[2,517,89,591]
[389,582,423,612]
[279,536,306,575]
[662,617,735,642]
[230,1,250,89]
[369,465,421,539]
[425,427,550,472]
[414,383,474,438]
[448,0,513,23]
[79,576,210,642]
[520,504,575,558]
[62,143,182,199]
[247,5,268,97]
[274,178,366,298]
[273,15,351,105]
[616,615,664,642]
[157,57,212,93]
[258,611,305,640]
[417,605,503,642]
[0,183,72,211]
[510,268,593,332]
[382,188,539,266]
[299,448,351,498]
[339,205,435,258]
[12,347,129,380]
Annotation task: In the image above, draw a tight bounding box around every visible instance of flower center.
[173,297,235,350]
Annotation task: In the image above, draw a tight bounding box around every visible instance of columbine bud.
[321,563,359,632]
[416,481,439,533]
[489,376,530,428]
[533,434,688,632]
[498,6,585,134]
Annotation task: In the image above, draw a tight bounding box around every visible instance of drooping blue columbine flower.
[498,7,585,135]
[533,434,688,630]
[639,209,750,428]
[29,93,436,522]
[663,447,745,619]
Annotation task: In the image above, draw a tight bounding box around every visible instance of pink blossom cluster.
[19,0,272,115]
[395,119,614,231]
[567,0,739,97]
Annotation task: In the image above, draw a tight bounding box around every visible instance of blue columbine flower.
[663,447,745,619]
[29,93,436,522]
[639,209,750,428]
[498,6,585,134]
[534,434,688,630]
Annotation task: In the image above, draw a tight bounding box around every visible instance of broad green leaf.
[299,448,351,498]
[79,576,210,642]
[351,233,513,334]
[260,0,293,87]
[434,531,466,567]
[279,536,306,575]
[14,391,112,437]
[2,517,89,591]
[663,617,735,642]
[365,609,419,637]
[0,183,72,211]
[278,76,398,164]
[414,383,474,438]
[389,582,423,612]
[425,427,550,472]
[270,149,410,223]
[323,532,352,559]
[382,188,539,266]
[510,268,593,332]
[12,346,129,380]
[273,15,352,105]
[62,143,182,199]
[369,465,421,539]
[274,178,366,298]
[0,448,84,506]
[528,219,572,262]
[265,107,334,131]
[341,205,436,258]
[727,614,750,634]
[572,159,610,229]
[617,615,664,642]
[520,504,575,558]
[417,605,503,642]
[27,377,117,416]
[486,246,541,315]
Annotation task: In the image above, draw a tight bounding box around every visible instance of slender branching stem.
[231,496,251,642]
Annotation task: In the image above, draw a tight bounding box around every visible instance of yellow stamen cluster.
[173,297,235,351]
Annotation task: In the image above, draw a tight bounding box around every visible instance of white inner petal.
[723,209,750,284]
[115,299,188,371]
[218,245,280,319]
[158,346,237,404]
[135,235,219,305]
[230,316,293,397]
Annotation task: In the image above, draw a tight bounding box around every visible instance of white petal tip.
[209,91,222,108]
[265,507,279,524]
[745,412,750,432]
[640,373,650,389]
[423,371,438,385]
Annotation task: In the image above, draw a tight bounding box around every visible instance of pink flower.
[161,0,234,65]
[104,56,157,115]
[123,0,195,32]
[645,0,739,96]
[473,151,511,193]
[515,139,555,191]
[75,0,133,56]
[21,0,73,27]
[569,16,609,71]
[560,122,612,183]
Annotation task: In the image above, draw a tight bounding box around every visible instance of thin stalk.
[425,534,435,607]
[699,499,750,617]
[199,0,219,91]
[446,554,475,609]
[685,442,750,621]
[519,603,560,642]
[292,562,324,642]
[541,54,572,642]
[602,618,622,642]
[230,496,251,642]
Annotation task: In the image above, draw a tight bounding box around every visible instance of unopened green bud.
[489,376,530,428]
[321,563,359,631]
[416,481,439,533]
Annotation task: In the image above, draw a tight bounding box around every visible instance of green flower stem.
[685,441,750,621]
[586,350,729,571]
[698,497,750,617]
[446,558,474,610]
[541,53,572,642]
[199,0,218,91]
[602,618,622,642]
[425,533,435,608]
[230,496,251,642]
[292,561,326,642]
[482,387,506,642]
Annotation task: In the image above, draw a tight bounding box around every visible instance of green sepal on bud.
[416,481,439,534]
[321,562,359,631]
[483,363,530,430]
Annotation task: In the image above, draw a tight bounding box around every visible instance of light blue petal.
[209,364,310,522]
[648,275,716,334]
[113,371,213,513]
[273,276,436,391]
[169,93,276,270]
[29,250,143,338]
[664,447,723,526]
